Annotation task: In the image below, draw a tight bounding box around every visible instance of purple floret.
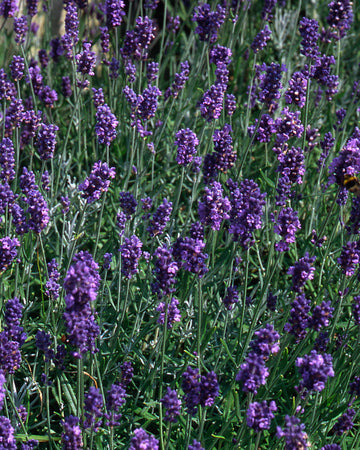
[78,160,116,203]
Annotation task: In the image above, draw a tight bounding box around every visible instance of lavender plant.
[0,0,359,449]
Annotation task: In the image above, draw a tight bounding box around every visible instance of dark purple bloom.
[120,235,143,279]
[152,245,178,298]
[199,83,224,122]
[212,123,236,173]
[296,350,334,392]
[84,386,103,430]
[182,366,201,415]
[147,62,159,82]
[21,439,39,450]
[285,71,308,108]
[250,324,280,357]
[9,55,24,81]
[209,45,232,66]
[4,297,26,344]
[109,57,120,79]
[164,60,190,99]
[35,331,54,362]
[61,416,83,449]
[188,441,204,450]
[129,428,159,450]
[276,415,309,449]
[120,361,134,387]
[120,16,156,62]
[248,114,275,143]
[174,128,199,166]
[352,295,360,325]
[50,38,64,62]
[119,191,137,219]
[246,400,277,432]
[61,76,72,98]
[41,170,50,192]
[299,17,320,59]
[161,387,181,423]
[0,372,5,409]
[99,26,110,54]
[288,253,316,292]
[0,69,16,101]
[13,15,28,44]
[267,292,277,311]
[95,104,118,146]
[198,181,231,231]
[327,0,353,40]
[0,236,20,273]
[116,211,127,236]
[64,1,79,43]
[105,0,125,28]
[38,86,57,109]
[0,0,17,18]
[227,178,266,249]
[274,107,304,144]
[92,88,105,108]
[156,297,181,329]
[320,445,341,450]
[0,416,16,449]
[261,0,277,21]
[328,137,360,205]
[105,383,126,427]
[173,222,208,277]
[137,85,162,121]
[275,145,305,203]
[256,62,286,113]
[125,62,136,83]
[225,94,236,116]
[76,41,96,76]
[45,259,60,299]
[251,24,272,53]
[273,207,301,252]
[0,138,15,183]
[236,352,269,394]
[63,251,100,357]
[78,161,116,203]
[38,49,48,68]
[147,199,172,237]
[333,408,356,436]
[314,332,330,353]
[60,196,70,215]
[192,3,226,44]
[284,294,311,341]
[35,123,58,160]
[20,109,42,148]
[223,286,239,310]
[337,241,360,276]
[200,371,219,407]
[103,253,112,270]
[309,301,334,331]
[26,0,38,16]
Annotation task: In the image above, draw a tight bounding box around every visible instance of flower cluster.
[174,128,199,165]
[198,181,231,231]
[78,161,116,203]
[120,235,143,279]
[152,245,178,298]
[246,400,277,433]
[296,350,334,393]
[276,415,309,449]
[160,388,181,423]
[227,178,266,249]
[182,366,219,415]
[173,222,208,277]
[288,253,316,293]
[63,251,100,357]
[192,3,226,44]
[147,199,172,237]
[156,297,181,329]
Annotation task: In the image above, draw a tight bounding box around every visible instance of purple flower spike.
[61,416,83,449]
[236,352,269,395]
[273,207,301,252]
[198,181,231,231]
[147,199,172,237]
[35,123,59,160]
[192,3,226,44]
[76,41,96,76]
[156,297,181,328]
[251,24,272,53]
[276,415,309,449]
[175,128,199,166]
[79,161,116,203]
[299,17,320,59]
[0,236,20,273]
[333,408,356,435]
[161,387,181,423]
[120,235,143,279]
[287,253,316,292]
[0,416,16,449]
[129,428,159,450]
[63,251,100,357]
[95,104,118,146]
[296,350,334,393]
[105,382,126,427]
[246,400,277,432]
[84,386,103,430]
